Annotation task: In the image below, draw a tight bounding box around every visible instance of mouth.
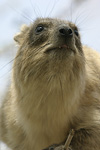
[45,44,75,53]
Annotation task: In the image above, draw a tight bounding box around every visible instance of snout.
[59,26,73,38]
[45,24,75,54]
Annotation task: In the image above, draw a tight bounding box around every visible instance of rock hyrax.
[0,18,100,150]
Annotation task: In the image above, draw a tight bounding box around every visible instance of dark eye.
[35,26,44,34]
[74,30,79,36]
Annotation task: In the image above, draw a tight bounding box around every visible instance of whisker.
[76,15,90,28]
[0,41,51,79]
[74,9,88,25]
[0,50,22,71]
[48,0,59,17]
[78,26,97,32]
[29,0,42,18]
[8,4,33,22]
[75,9,94,28]
[0,58,15,71]
[70,1,73,23]
[0,68,12,79]
[44,0,52,17]
[0,51,22,79]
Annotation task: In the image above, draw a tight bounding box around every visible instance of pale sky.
[0,0,71,49]
[0,0,100,51]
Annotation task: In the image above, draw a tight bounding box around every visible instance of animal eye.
[35,25,44,34]
[74,30,79,36]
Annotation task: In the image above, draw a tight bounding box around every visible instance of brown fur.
[0,18,100,150]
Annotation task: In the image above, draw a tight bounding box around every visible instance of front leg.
[43,129,74,150]
[43,127,100,150]
[43,144,72,150]
[70,127,100,150]
[43,144,65,150]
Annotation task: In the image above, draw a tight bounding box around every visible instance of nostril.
[59,28,66,35]
[68,28,73,35]
[59,27,73,37]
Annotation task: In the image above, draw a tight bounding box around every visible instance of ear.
[14,24,29,45]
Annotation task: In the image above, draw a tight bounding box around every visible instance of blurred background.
[0,0,100,149]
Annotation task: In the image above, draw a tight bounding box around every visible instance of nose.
[59,27,73,37]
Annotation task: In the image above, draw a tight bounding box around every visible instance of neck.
[14,70,84,121]
[12,68,85,149]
